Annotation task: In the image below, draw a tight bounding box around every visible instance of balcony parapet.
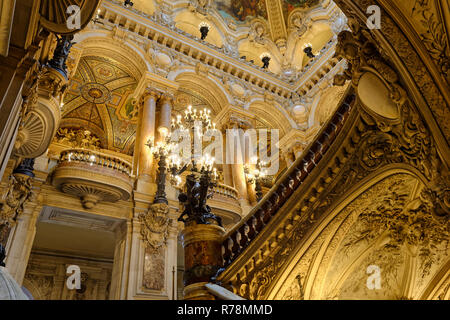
[209,183,242,228]
[52,148,133,208]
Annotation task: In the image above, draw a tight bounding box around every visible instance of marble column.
[221,131,233,186]
[232,163,248,203]
[232,130,251,214]
[158,94,172,139]
[109,222,128,300]
[138,90,159,182]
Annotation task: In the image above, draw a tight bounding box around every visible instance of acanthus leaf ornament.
[0,159,35,226]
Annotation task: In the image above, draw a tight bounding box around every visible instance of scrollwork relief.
[139,203,170,252]
[0,174,34,226]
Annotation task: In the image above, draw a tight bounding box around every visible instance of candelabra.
[199,22,210,41]
[170,105,221,226]
[260,53,271,69]
[146,135,176,204]
[124,0,134,8]
[303,43,315,59]
[245,157,268,202]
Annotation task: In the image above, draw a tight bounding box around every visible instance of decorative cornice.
[133,71,179,100]
[95,0,342,102]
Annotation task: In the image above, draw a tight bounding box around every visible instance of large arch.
[73,30,153,77]
[173,72,232,116]
[268,165,448,300]
[60,32,151,155]
[248,100,297,136]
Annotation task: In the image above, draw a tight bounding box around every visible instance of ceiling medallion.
[80,82,112,104]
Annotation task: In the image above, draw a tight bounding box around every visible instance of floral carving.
[0,174,33,225]
[412,0,449,83]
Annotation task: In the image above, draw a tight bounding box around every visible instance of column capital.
[139,88,160,107]
[158,93,174,105]
[133,72,179,101]
[222,116,253,131]
[215,105,255,131]
[143,87,161,99]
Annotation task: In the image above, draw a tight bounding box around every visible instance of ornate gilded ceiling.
[216,0,268,23]
[62,56,138,155]
[206,0,320,26]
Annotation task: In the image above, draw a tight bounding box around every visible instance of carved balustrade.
[52,148,133,208]
[58,149,132,175]
[208,183,242,228]
[212,183,239,200]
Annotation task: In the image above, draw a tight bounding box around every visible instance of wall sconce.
[303,43,315,58]
[124,0,134,8]
[199,22,210,40]
[260,52,271,69]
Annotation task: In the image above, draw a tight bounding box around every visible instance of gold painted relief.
[143,246,165,291]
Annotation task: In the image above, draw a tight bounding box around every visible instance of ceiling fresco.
[215,0,268,24]
[61,56,139,155]
[213,0,320,26]
[282,0,321,24]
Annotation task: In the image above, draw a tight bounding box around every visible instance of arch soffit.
[73,31,152,78]
[170,1,254,41]
[266,164,431,300]
[248,101,296,136]
[173,10,225,48]
[174,72,231,115]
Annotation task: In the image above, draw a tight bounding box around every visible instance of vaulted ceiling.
[215,0,320,25]
[61,56,139,155]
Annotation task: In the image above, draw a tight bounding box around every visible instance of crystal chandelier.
[148,105,221,226]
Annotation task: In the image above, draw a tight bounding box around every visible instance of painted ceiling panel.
[215,0,268,23]
[282,0,320,23]
[61,56,139,155]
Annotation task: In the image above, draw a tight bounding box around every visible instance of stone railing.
[212,183,239,201]
[59,148,133,176]
[221,92,356,266]
[209,183,242,227]
[53,148,133,208]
